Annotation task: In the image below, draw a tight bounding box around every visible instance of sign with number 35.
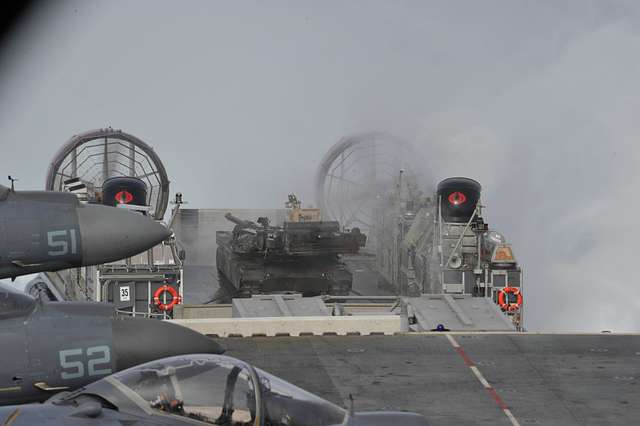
[119,286,130,302]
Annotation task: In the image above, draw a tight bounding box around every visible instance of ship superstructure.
[314,133,524,329]
[374,175,523,328]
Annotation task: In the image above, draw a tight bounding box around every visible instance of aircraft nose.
[111,317,224,370]
[77,203,171,265]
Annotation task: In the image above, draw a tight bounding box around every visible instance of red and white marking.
[445,333,520,426]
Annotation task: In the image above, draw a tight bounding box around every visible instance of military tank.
[216,195,366,296]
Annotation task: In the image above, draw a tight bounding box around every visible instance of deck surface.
[223,334,640,425]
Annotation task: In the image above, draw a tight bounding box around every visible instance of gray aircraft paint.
[0,284,224,406]
[0,188,82,275]
[0,184,171,279]
[0,183,214,405]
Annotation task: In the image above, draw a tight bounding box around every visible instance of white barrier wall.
[169,315,401,337]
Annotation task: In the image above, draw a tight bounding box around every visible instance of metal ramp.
[232,294,330,318]
[404,294,515,331]
[171,294,517,336]
[173,293,400,337]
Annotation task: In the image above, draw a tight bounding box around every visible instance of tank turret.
[215,196,367,296]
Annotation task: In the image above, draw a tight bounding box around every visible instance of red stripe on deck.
[455,346,474,366]
[487,387,508,410]
[446,334,515,421]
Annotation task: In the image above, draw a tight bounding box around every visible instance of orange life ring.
[153,285,181,311]
[498,287,522,312]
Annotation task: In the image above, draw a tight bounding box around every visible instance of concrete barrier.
[168,315,401,337]
[174,303,397,319]
[173,304,233,319]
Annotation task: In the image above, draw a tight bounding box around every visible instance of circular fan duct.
[45,128,170,220]
[315,132,420,234]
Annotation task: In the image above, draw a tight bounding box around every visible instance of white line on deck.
[445,333,521,426]
[445,332,460,347]
[470,366,491,388]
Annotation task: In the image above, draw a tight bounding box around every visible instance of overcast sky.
[1,0,639,331]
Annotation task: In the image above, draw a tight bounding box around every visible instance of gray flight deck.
[223,333,640,425]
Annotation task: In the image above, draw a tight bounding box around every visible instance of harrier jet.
[0,183,224,405]
[0,183,170,279]
[0,354,428,425]
[0,284,224,406]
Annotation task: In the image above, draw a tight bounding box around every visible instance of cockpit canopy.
[77,354,346,426]
[0,283,36,319]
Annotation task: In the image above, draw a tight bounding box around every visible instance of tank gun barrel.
[224,212,258,229]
